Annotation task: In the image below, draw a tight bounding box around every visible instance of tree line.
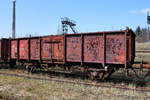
[135,26,150,43]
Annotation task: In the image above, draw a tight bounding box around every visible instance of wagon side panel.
[19,39,29,60]
[3,39,10,60]
[41,36,52,60]
[84,35,104,63]
[11,40,18,59]
[106,33,125,64]
[66,36,81,62]
[30,38,40,60]
[52,36,64,61]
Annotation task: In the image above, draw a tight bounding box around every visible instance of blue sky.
[0,0,150,38]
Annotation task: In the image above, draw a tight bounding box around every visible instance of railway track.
[0,70,150,93]
[136,50,150,53]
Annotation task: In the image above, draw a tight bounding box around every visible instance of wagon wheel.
[88,71,95,80]
[10,61,16,68]
[25,65,35,73]
[101,69,115,80]
[22,64,27,73]
[98,71,105,80]
[30,66,36,73]
[88,71,98,80]
[81,66,88,73]
[25,65,31,73]
[40,65,48,71]
[64,66,70,71]
[64,66,72,72]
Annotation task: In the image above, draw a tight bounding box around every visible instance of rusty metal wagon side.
[5,28,136,79]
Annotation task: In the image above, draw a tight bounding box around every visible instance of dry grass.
[0,69,150,100]
[135,53,150,62]
[136,42,150,50]
[135,42,150,62]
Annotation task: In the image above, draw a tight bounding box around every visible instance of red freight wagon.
[9,29,135,69]
[6,28,135,80]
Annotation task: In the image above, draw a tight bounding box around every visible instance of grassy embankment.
[0,69,150,100]
[135,42,150,62]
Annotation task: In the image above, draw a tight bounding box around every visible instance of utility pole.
[12,0,16,38]
[147,11,150,42]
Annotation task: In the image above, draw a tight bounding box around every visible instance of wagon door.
[41,39,53,60]
[43,42,59,60]
[52,42,62,60]
[41,36,64,62]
